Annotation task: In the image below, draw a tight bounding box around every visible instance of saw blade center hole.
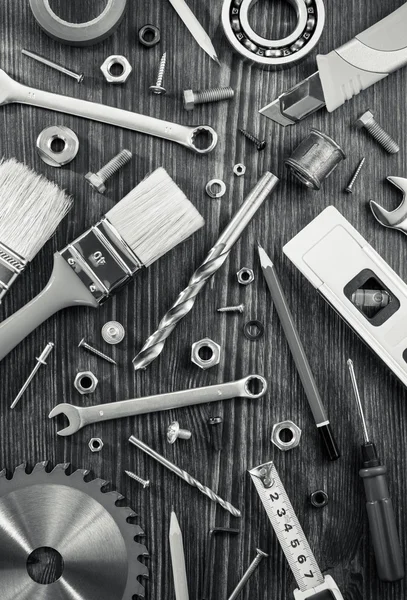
[27,546,65,584]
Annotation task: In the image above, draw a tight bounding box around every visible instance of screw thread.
[125,470,150,487]
[239,128,260,144]
[217,304,244,313]
[345,157,365,193]
[156,52,167,86]
[97,149,132,182]
[194,86,234,105]
[365,121,399,154]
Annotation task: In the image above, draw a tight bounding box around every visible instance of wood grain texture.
[0,0,406,598]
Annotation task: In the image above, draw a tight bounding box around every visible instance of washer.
[222,0,325,69]
[102,321,125,344]
[206,179,226,199]
[36,125,79,167]
[243,320,265,340]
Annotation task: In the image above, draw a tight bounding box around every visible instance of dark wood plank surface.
[1,1,407,598]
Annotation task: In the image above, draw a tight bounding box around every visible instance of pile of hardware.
[1,0,407,599]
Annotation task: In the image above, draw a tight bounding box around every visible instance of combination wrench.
[49,374,267,436]
[0,69,217,154]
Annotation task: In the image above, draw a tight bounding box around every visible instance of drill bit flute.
[133,172,279,370]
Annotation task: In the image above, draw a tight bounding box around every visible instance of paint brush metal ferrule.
[59,217,143,304]
[0,242,27,302]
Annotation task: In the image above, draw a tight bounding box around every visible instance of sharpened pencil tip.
[212,54,221,66]
[257,244,273,269]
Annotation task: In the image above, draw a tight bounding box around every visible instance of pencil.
[170,510,190,600]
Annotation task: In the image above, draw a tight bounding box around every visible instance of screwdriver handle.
[360,465,404,582]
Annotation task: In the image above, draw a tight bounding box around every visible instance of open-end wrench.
[0,69,217,154]
[49,374,267,436]
[370,177,407,233]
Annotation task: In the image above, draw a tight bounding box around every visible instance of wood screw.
[345,157,365,193]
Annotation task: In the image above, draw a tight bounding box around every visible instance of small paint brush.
[0,158,72,303]
[0,167,204,362]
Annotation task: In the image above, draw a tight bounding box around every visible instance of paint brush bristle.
[0,158,72,260]
[106,167,204,267]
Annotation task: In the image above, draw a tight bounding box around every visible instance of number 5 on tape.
[249,461,344,600]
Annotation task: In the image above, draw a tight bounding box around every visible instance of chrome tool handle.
[79,375,267,429]
[0,69,217,154]
[317,3,407,112]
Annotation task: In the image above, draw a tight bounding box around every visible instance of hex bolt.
[183,86,234,111]
[78,337,117,365]
[85,149,133,194]
[125,470,150,488]
[167,421,192,444]
[149,52,167,95]
[217,304,244,313]
[22,49,84,83]
[208,416,223,451]
[345,157,365,193]
[355,110,399,154]
[227,548,268,600]
[239,128,267,151]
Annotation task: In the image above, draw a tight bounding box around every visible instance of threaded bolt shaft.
[150,53,167,95]
[239,128,267,151]
[217,304,244,313]
[183,86,234,110]
[125,470,150,488]
[345,157,365,193]
[227,548,268,600]
[355,110,399,154]
[97,149,133,182]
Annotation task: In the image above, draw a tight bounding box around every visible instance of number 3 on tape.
[249,461,344,600]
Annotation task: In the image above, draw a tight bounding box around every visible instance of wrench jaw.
[48,403,83,436]
[370,176,407,233]
[0,69,19,106]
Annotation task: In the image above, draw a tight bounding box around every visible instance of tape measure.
[249,461,344,600]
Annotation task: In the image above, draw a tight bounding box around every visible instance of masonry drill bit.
[129,435,241,517]
[133,172,279,370]
[11,342,54,409]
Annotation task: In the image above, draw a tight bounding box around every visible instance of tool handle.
[360,465,404,582]
[317,3,407,112]
[0,254,97,362]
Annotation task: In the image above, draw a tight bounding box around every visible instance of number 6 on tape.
[249,461,344,600]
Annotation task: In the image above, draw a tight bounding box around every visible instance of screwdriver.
[347,359,404,582]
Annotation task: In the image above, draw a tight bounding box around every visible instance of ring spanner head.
[370,177,407,233]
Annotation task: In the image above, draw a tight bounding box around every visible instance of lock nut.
[101,55,132,84]
[89,438,104,453]
[271,420,301,451]
[74,371,98,395]
[237,267,254,285]
[191,338,221,370]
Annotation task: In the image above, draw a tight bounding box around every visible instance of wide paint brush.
[0,167,204,362]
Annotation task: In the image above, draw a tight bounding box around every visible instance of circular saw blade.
[0,462,148,599]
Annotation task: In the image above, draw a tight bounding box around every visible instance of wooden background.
[1,1,407,598]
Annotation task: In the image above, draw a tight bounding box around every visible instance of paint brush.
[0,167,204,362]
[0,158,72,302]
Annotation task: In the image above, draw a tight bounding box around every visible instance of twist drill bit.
[132,172,279,370]
[129,435,241,517]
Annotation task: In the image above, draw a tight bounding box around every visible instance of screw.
[85,149,133,194]
[183,86,234,111]
[217,304,244,313]
[78,337,117,365]
[167,421,192,444]
[239,128,267,151]
[125,470,150,488]
[227,548,268,600]
[208,416,223,451]
[355,110,399,154]
[22,49,84,83]
[345,157,365,193]
[149,52,167,95]
[10,342,54,409]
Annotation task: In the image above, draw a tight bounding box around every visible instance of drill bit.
[11,342,54,409]
[133,172,279,370]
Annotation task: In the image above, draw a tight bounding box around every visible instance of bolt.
[227,548,268,600]
[239,128,267,151]
[345,157,365,193]
[78,337,117,365]
[355,110,399,154]
[208,416,223,451]
[22,49,84,83]
[149,52,167,95]
[167,421,192,444]
[183,86,234,111]
[85,149,133,194]
[125,470,150,488]
[217,304,244,313]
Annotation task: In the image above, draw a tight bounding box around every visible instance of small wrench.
[49,374,267,436]
[370,176,407,233]
[0,69,217,154]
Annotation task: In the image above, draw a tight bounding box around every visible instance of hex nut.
[36,125,79,167]
[89,438,104,453]
[138,24,160,47]
[74,371,98,395]
[233,163,246,177]
[237,267,254,285]
[355,109,374,129]
[101,55,132,84]
[191,338,221,370]
[183,89,195,111]
[271,420,302,451]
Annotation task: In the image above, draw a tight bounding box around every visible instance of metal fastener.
[310,489,329,508]
[217,304,244,313]
[202,526,240,600]
[125,470,150,488]
[85,149,133,194]
[74,371,98,395]
[345,157,365,193]
[138,24,160,47]
[167,421,192,444]
[10,342,54,409]
[355,110,399,154]
[22,49,84,83]
[183,86,234,111]
[233,163,246,176]
[239,129,266,151]
[78,337,117,365]
[100,55,132,84]
[101,321,125,344]
[227,548,268,600]
[191,338,221,369]
[149,52,167,95]
[89,437,104,453]
[271,420,302,451]
[208,416,223,451]
[237,268,254,285]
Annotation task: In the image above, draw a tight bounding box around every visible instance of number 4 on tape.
[249,461,344,600]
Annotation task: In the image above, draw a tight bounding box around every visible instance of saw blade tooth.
[132,524,146,537]
[13,463,27,478]
[69,468,90,480]
[52,462,70,473]
[104,490,124,504]
[0,468,7,479]
[32,461,48,473]
[88,477,108,490]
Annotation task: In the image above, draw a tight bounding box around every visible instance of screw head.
[183,89,195,110]
[355,110,374,129]
[149,85,166,95]
[256,548,269,558]
[208,416,223,426]
[167,421,180,444]
[85,172,106,193]
[256,140,267,151]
